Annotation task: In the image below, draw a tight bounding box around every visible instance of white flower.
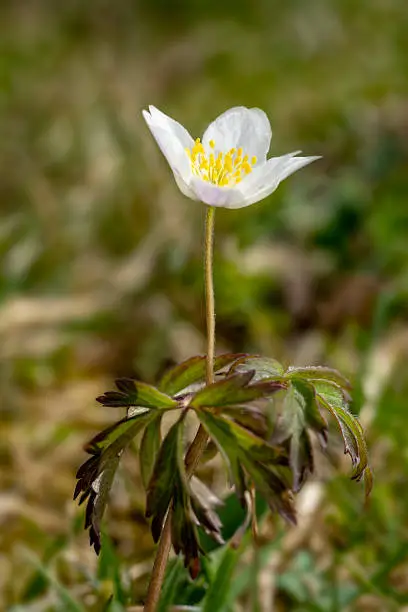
[143,105,320,209]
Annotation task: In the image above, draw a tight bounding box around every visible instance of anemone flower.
[143,105,320,209]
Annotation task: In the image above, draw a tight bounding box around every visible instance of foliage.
[75,354,371,571]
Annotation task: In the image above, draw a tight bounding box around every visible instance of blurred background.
[1,0,408,610]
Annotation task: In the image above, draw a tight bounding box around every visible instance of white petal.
[202,107,272,162]
[238,154,320,208]
[274,155,321,183]
[174,172,198,200]
[239,152,301,197]
[147,106,194,150]
[142,107,194,187]
[190,177,243,208]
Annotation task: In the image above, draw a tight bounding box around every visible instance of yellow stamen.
[185,139,257,187]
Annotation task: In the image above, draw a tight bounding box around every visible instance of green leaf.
[196,409,246,501]
[145,413,223,572]
[190,371,252,407]
[190,372,285,409]
[291,379,328,444]
[316,389,369,481]
[87,455,121,555]
[222,405,268,438]
[159,353,247,396]
[240,456,296,524]
[287,366,352,390]
[146,416,184,542]
[170,419,204,577]
[83,412,152,455]
[171,470,202,579]
[229,356,285,380]
[313,379,351,409]
[139,415,162,490]
[75,411,155,553]
[273,380,328,491]
[97,378,177,410]
[197,409,286,470]
[197,409,294,522]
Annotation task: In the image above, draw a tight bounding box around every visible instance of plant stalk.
[143,206,216,612]
[204,205,216,386]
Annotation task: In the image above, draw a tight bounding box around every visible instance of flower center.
[185,138,257,187]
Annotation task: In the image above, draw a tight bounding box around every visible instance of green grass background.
[1,0,408,610]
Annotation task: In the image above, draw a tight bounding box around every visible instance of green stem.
[204,205,216,385]
[143,206,216,612]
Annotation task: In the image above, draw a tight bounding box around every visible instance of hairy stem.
[143,206,216,612]
[204,205,216,386]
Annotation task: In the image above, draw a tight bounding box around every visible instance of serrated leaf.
[87,456,120,555]
[168,419,204,576]
[190,371,286,409]
[223,405,268,438]
[139,415,162,490]
[197,409,286,468]
[272,384,314,492]
[291,429,314,492]
[97,379,177,410]
[145,417,183,542]
[291,379,328,445]
[286,378,328,448]
[229,356,285,380]
[197,408,293,521]
[171,472,202,578]
[240,455,296,524]
[287,366,352,390]
[159,353,247,396]
[195,410,246,500]
[313,379,351,408]
[75,411,155,553]
[83,412,151,455]
[145,414,223,571]
[317,393,369,482]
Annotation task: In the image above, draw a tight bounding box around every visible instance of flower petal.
[174,172,198,200]
[202,107,272,162]
[190,177,243,208]
[274,155,321,183]
[237,154,320,208]
[147,106,194,150]
[142,107,194,186]
[239,152,301,197]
